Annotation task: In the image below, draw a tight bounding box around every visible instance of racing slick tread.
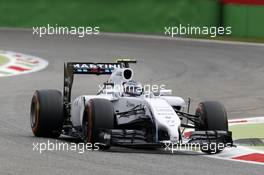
[30,89,63,138]
[83,98,115,149]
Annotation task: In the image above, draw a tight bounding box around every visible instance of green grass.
[0,55,9,66]
[0,0,219,33]
[230,123,264,139]
[0,0,263,43]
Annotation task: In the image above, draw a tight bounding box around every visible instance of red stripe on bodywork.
[184,131,192,139]
[233,153,264,163]
[8,65,30,72]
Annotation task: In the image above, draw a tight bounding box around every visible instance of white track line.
[228,116,264,126]
[204,117,264,165]
[0,27,263,47]
[102,32,264,47]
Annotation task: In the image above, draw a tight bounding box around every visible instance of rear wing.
[63,59,136,118]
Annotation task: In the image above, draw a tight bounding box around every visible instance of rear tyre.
[82,98,114,150]
[195,101,228,154]
[30,90,64,138]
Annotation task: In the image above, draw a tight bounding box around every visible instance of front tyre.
[82,98,114,150]
[195,101,228,131]
[30,90,64,138]
[195,101,228,154]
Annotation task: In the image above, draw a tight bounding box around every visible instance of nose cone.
[145,98,181,143]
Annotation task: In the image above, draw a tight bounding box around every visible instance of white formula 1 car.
[30,59,232,153]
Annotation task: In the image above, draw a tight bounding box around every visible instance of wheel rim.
[87,103,93,143]
[195,103,206,130]
[30,95,39,131]
[83,102,93,143]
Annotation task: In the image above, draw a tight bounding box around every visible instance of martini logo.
[73,63,122,74]
[0,51,48,77]
[73,63,122,69]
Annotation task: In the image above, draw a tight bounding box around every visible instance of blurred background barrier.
[222,0,264,37]
[0,0,263,39]
[0,0,220,33]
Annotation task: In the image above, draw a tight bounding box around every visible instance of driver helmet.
[123,80,143,96]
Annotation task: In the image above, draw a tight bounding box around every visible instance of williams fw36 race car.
[30,59,233,153]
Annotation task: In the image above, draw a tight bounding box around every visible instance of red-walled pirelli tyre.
[195,101,228,154]
[30,90,64,138]
[82,98,115,150]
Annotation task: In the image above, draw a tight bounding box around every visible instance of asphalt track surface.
[0,29,263,174]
